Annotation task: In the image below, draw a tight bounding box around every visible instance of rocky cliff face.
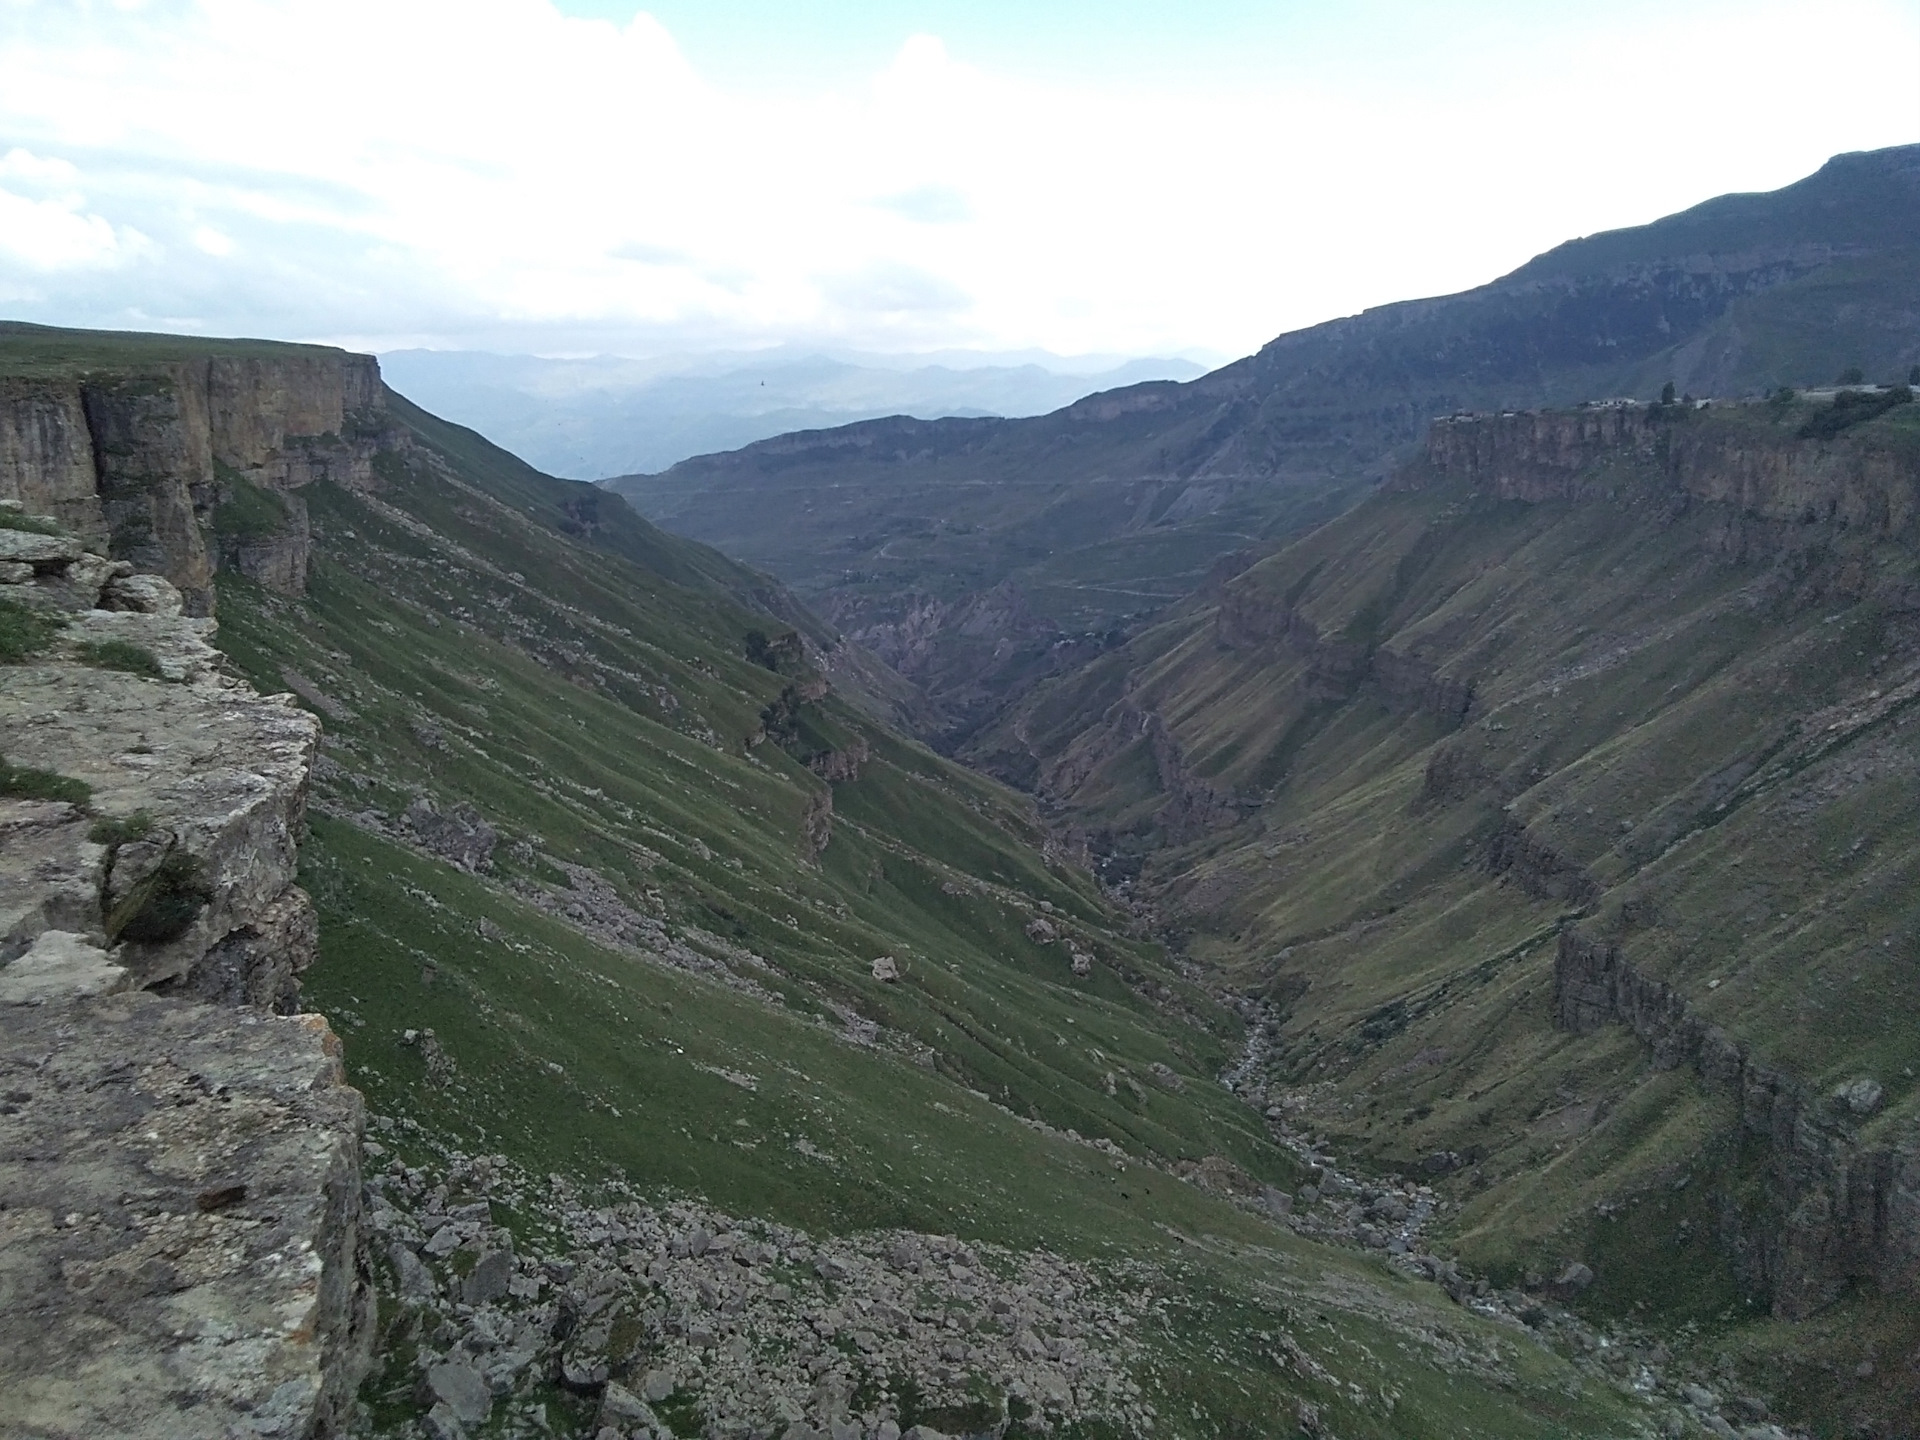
[0,506,372,1437]
[1412,402,1920,546]
[0,352,387,613]
[1555,930,1920,1322]
[1214,589,1476,725]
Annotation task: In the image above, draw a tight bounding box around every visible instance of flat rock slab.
[0,649,318,990]
[0,988,371,1439]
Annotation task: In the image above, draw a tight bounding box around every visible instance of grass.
[984,401,1920,1432]
[76,639,165,679]
[0,597,64,662]
[212,466,290,539]
[190,379,1652,1438]
[0,509,64,535]
[0,751,92,805]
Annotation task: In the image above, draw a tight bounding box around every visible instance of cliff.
[0,344,387,613]
[1411,399,1920,546]
[0,505,371,1437]
[1555,930,1920,1322]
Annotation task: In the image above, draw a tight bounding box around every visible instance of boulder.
[1832,1076,1884,1117]
[870,955,900,982]
[425,1360,492,1426]
[463,1248,515,1305]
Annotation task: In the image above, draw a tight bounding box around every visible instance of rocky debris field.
[358,1119,1161,1440]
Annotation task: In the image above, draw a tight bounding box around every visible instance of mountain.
[0,322,1657,1439]
[969,391,1920,1438]
[378,348,1207,481]
[607,145,1920,746]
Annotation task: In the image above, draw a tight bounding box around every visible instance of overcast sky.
[2,0,1915,362]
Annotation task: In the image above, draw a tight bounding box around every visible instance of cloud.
[822,262,972,317]
[873,185,972,226]
[0,186,148,270]
[0,1,1913,358]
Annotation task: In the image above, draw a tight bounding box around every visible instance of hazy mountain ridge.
[379,348,1207,481]
[609,146,1920,747]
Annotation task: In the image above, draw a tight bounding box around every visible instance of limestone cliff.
[0,350,387,613]
[1555,930,1920,1322]
[0,507,372,1438]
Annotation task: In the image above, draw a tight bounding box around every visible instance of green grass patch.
[77,639,165,678]
[0,597,64,662]
[0,752,92,805]
[0,509,64,535]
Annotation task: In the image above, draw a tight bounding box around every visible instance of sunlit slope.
[979,397,1920,1430]
[207,396,1653,1438]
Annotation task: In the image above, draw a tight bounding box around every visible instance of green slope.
[171,380,1655,1437]
[978,395,1920,1437]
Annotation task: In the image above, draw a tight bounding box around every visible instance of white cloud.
[0,1,1913,358]
[0,185,148,270]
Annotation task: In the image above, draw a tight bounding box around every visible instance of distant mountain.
[606,144,1920,745]
[377,347,1207,479]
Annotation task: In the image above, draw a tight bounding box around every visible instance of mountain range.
[378,348,1208,481]
[607,144,1920,747]
[5,142,1920,1440]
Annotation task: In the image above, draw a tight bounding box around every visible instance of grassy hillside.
[976,394,1920,1437]
[172,384,1658,1436]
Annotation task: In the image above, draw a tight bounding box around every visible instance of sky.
[0,0,1915,364]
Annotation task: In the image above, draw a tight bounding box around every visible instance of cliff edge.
[0,500,372,1439]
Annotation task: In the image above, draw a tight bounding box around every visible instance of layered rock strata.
[0,511,372,1438]
[0,351,385,611]
[1555,929,1920,1321]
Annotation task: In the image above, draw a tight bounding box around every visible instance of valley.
[3,142,1919,1440]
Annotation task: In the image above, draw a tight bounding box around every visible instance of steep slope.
[2,325,1662,1438]
[979,391,1920,1437]
[608,145,1920,745]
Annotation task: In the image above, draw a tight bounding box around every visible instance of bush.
[89,809,155,847]
[0,597,64,663]
[0,752,92,805]
[1837,365,1866,385]
[77,639,165,678]
[1798,384,1913,441]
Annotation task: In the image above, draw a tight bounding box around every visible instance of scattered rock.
[463,1248,515,1305]
[870,955,900,983]
[1832,1076,1884,1117]
[426,1360,492,1426]
[1552,1261,1595,1296]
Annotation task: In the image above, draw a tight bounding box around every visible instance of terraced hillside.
[607,146,1920,747]
[975,392,1920,1438]
[1,325,1668,1438]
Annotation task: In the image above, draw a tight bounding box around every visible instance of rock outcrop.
[1554,929,1920,1321]
[1410,401,1920,555]
[0,351,387,612]
[0,509,372,1437]
[1214,591,1475,726]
